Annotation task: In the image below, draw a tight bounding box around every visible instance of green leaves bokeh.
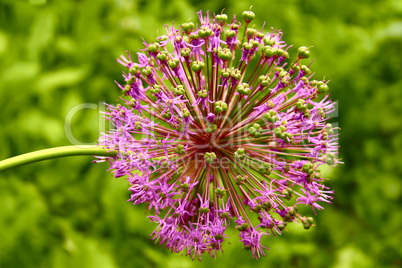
[0,0,401,267]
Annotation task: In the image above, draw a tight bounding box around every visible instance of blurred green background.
[0,0,401,267]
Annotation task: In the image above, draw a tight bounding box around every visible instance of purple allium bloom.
[97,9,340,260]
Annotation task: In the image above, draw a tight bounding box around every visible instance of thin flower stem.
[0,145,117,172]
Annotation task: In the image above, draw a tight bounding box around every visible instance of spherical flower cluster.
[97,9,340,260]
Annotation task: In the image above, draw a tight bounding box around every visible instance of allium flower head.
[97,9,340,260]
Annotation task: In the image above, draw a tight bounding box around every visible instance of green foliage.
[0,0,401,267]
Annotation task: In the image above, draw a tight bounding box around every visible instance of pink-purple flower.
[96,9,340,260]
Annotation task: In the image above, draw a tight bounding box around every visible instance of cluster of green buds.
[258,75,271,87]
[311,80,330,94]
[242,9,255,23]
[150,85,161,95]
[216,47,233,61]
[248,123,262,138]
[206,123,217,133]
[322,124,334,140]
[263,110,278,123]
[214,101,228,113]
[282,188,294,200]
[293,64,311,75]
[191,60,205,72]
[134,121,142,131]
[215,14,228,24]
[173,85,185,96]
[323,153,337,165]
[175,144,186,155]
[236,83,251,95]
[182,22,195,34]
[214,187,226,198]
[197,89,208,98]
[297,46,311,59]
[302,161,315,175]
[258,161,272,175]
[262,46,289,59]
[301,217,314,229]
[204,152,217,164]
[283,206,298,221]
[235,175,246,185]
[273,125,293,143]
[234,148,246,160]
[295,99,311,118]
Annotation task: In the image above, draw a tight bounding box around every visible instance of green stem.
[0,145,117,172]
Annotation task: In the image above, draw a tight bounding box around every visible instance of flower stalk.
[0,146,117,171]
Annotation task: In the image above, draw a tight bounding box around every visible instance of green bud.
[240,222,249,231]
[256,32,265,39]
[230,68,241,80]
[281,50,289,58]
[189,32,199,40]
[147,43,158,53]
[197,89,208,98]
[214,234,224,240]
[262,201,272,210]
[258,75,271,87]
[133,121,142,130]
[198,26,213,38]
[279,71,288,78]
[200,207,210,214]
[141,66,153,76]
[225,29,236,38]
[214,100,228,113]
[173,85,185,96]
[156,52,168,62]
[242,10,255,23]
[236,83,251,95]
[123,84,131,94]
[162,111,172,119]
[214,187,226,198]
[168,58,180,69]
[181,108,190,118]
[129,64,140,75]
[288,207,296,216]
[220,68,231,78]
[246,28,257,37]
[235,148,246,160]
[303,222,311,230]
[217,48,233,61]
[220,212,229,219]
[182,22,195,34]
[252,205,261,213]
[191,60,205,72]
[301,65,311,74]
[277,222,286,231]
[205,123,217,133]
[204,152,217,164]
[324,153,336,165]
[235,175,246,185]
[127,76,136,85]
[263,38,275,46]
[298,46,310,59]
[248,127,256,135]
[180,48,191,58]
[317,81,329,94]
[149,85,160,94]
[216,14,228,24]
